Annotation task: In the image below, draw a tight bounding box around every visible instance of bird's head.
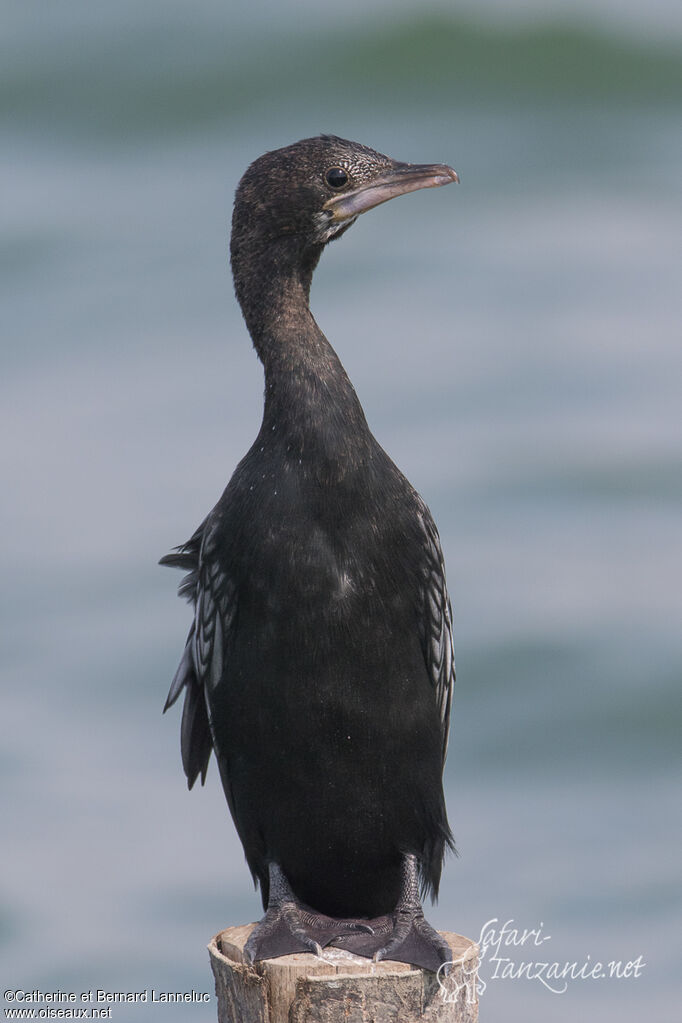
[231,135,458,262]
[230,136,458,337]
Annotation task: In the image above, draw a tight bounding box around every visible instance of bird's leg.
[372,854,452,974]
[244,862,374,964]
[329,854,452,972]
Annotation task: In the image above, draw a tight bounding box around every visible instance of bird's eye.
[325,167,348,189]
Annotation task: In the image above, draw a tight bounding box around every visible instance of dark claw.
[244,903,324,962]
[373,909,452,973]
[245,863,378,963]
[246,858,451,973]
[370,854,452,973]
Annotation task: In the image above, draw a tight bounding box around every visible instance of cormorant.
[162,136,459,973]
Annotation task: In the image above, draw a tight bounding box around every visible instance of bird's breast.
[222,434,420,626]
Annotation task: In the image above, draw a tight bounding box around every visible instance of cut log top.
[209,923,479,1022]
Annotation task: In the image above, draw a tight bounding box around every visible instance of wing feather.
[161,519,236,789]
[416,504,456,763]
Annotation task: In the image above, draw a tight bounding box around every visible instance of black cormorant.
[162,135,459,972]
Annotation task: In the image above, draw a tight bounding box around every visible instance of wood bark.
[208,923,479,1022]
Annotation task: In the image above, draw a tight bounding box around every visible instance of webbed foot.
[373,855,452,973]
[244,862,374,963]
[332,854,452,973]
[372,906,452,973]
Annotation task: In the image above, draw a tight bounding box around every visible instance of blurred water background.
[2,1,681,1020]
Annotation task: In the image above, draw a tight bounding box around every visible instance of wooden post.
[208,923,479,1022]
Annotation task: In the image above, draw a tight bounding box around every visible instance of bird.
[161,135,459,973]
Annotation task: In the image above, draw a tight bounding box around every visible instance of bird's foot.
[374,854,452,973]
[244,863,374,963]
[372,905,452,974]
[334,854,452,973]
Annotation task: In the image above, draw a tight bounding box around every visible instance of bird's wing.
[160,519,236,789]
[416,504,456,763]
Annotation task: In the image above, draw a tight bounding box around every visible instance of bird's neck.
[232,240,372,469]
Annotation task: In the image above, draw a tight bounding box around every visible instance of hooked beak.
[323,161,459,223]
